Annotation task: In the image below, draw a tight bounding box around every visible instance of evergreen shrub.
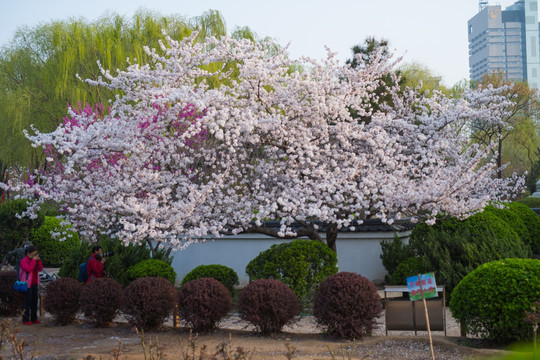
[126,259,176,285]
[43,277,83,325]
[0,199,44,264]
[80,278,123,327]
[238,279,300,334]
[181,264,239,294]
[58,236,171,286]
[506,202,540,254]
[450,258,540,344]
[516,196,540,209]
[245,239,338,303]
[389,257,429,285]
[0,271,23,316]
[314,272,382,339]
[122,277,177,330]
[30,216,79,266]
[177,278,232,332]
[381,210,531,297]
[58,241,92,279]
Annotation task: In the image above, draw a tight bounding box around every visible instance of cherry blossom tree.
[3,32,524,253]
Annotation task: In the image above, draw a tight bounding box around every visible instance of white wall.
[169,231,410,287]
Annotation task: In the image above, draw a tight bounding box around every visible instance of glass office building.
[468,0,540,89]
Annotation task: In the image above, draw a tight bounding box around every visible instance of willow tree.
[0,9,257,169]
[470,71,540,179]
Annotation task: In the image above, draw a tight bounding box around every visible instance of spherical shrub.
[389,257,428,285]
[181,264,239,294]
[177,278,232,332]
[238,279,300,335]
[122,277,177,330]
[0,271,23,316]
[80,278,123,327]
[126,259,177,285]
[450,258,540,344]
[43,277,84,325]
[30,216,79,266]
[245,239,338,303]
[314,272,382,339]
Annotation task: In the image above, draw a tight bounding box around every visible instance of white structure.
[533,179,540,197]
[170,228,412,287]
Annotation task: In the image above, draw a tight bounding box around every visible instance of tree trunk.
[326,223,338,253]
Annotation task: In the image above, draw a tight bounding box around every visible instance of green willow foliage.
[0,9,263,169]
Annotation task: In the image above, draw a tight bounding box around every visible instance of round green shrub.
[126,259,177,285]
[245,239,338,303]
[181,264,239,294]
[43,277,84,325]
[177,278,232,332]
[30,216,79,266]
[314,272,382,339]
[122,277,177,330]
[0,271,23,316]
[449,258,540,344]
[238,279,300,335]
[389,257,428,285]
[80,278,123,327]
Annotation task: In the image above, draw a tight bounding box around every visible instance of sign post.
[407,272,437,360]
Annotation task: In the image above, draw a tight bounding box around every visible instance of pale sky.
[0,0,522,87]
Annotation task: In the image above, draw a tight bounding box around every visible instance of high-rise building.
[468,0,540,89]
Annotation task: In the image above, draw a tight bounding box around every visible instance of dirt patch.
[1,315,510,360]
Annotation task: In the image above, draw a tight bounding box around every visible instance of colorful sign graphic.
[406,272,438,301]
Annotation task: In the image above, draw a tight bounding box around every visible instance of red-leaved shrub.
[238,279,300,334]
[314,272,382,339]
[79,278,123,327]
[43,277,83,325]
[0,271,22,316]
[122,276,177,330]
[177,277,232,332]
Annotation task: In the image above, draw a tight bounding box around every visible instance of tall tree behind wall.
[0,9,230,170]
[470,71,540,179]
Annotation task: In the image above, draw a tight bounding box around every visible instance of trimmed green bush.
[245,239,338,303]
[382,210,531,297]
[389,257,429,285]
[450,258,540,344]
[181,264,239,294]
[126,259,177,285]
[30,216,79,266]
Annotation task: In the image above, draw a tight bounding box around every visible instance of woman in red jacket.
[19,245,43,325]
